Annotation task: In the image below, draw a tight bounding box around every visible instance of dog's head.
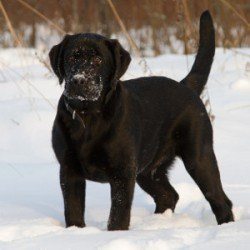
[49,33,131,104]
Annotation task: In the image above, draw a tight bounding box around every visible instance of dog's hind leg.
[137,163,179,213]
[179,119,234,224]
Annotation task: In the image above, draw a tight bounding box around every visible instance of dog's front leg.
[108,169,136,231]
[60,166,86,228]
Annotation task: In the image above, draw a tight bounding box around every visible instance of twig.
[107,0,152,75]
[0,68,6,82]
[228,104,250,111]
[203,87,215,122]
[231,49,250,58]
[0,1,37,69]
[182,0,195,35]
[10,118,20,126]
[7,163,23,177]
[0,0,22,46]
[107,0,140,54]
[218,0,250,28]
[16,0,66,35]
[35,52,52,73]
[0,61,56,110]
[0,1,55,112]
[1,0,61,72]
[0,64,25,94]
[175,0,189,65]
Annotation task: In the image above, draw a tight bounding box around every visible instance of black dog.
[49,11,234,230]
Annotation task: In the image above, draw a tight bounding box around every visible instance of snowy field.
[0,47,250,249]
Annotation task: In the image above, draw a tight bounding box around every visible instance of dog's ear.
[49,35,70,84]
[104,39,131,103]
[107,39,131,82]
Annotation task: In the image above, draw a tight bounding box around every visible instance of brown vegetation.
[0,0,249,55]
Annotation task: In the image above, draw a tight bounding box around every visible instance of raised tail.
[180,10,215,96]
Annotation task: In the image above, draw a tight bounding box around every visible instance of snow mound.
[231,78,250,91]
[0,218,61,242]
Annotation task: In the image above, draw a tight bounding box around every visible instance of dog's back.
[122,11,215,172]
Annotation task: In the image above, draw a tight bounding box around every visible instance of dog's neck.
[63,81,120,127]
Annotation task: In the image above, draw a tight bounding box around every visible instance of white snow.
[0,47,250,249]
[230,78,250,91]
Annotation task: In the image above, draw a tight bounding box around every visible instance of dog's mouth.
[63,75,103,102]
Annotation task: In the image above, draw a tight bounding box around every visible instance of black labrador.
[49,11,234,230]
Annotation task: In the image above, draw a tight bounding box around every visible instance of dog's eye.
[91,56,102,65]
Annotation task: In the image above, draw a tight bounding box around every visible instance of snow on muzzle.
[63,73,103,101]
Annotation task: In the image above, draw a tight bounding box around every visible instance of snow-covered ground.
[0,47,249,249]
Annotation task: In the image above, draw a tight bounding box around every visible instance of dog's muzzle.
[63,73,103,102]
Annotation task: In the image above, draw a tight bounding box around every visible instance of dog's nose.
[79,79,85,85]
[71,76,85,85]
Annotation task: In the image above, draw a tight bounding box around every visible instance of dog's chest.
[77,140,110,183]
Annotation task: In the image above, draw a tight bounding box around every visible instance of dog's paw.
[107,223,129,231]
[154,193,179,214]
[66,221,86,228]
[217,210,234,225]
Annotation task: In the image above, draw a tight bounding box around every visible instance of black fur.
[180,11,215,95]
[50,11,234,230]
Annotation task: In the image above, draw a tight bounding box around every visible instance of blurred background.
[0,0,249,56]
